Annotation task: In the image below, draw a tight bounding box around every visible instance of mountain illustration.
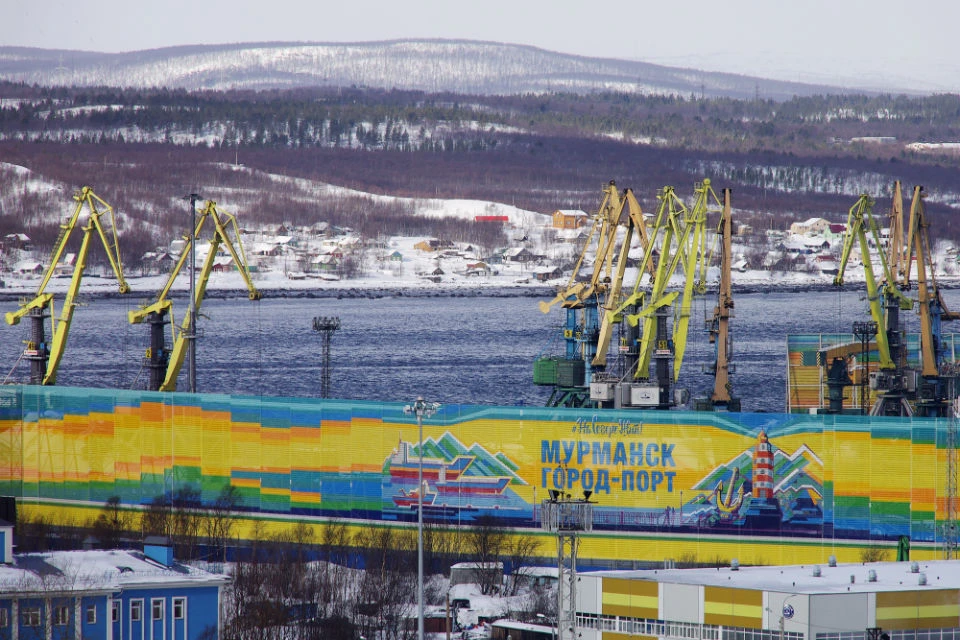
[414,431,527,485]
[692,440,823,503]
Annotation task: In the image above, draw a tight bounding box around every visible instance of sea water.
[3,287,956,413]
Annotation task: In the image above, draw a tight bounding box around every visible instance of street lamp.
[404,396,440,640]
[775,593,802,640]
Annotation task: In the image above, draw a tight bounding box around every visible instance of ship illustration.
[383,433,528,522]
[392,485,437,508]
[388,438,513,496]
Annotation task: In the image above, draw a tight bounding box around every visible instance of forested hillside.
[2,82,960,265]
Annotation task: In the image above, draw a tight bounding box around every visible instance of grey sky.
[7,0,959,92]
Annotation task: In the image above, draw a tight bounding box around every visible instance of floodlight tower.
[541,490,595,640]
[404,396,440,640]
[312,316,341,398]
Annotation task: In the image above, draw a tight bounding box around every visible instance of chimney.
[143,536,175,567]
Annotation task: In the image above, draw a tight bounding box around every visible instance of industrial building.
[576,559,960,640]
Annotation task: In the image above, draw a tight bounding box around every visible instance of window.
[131,600,143,622]
[152,598,164,621]
[0,608,7,627]
[86,604,97,624]
[54,605,70,626]
[173,598,185,620]
[112,601,120,623]
[22,607,41,627]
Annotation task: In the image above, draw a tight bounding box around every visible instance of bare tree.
[92,495,131,549]
[466,515,507,595]
[354,526,416,640]
[506,534,543,596]
[204,484,240,562]
[318,518,355,620]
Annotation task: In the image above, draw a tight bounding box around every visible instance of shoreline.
[2,272,957,303]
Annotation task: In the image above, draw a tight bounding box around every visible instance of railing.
[576,613,804,640]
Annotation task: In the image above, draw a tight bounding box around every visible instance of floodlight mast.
[403,396,440,640]
[541,491,595,640]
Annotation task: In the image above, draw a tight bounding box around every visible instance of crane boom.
[834,195,900,370]
[902,186,938,377]
[129,200,261,392]
[5,187,129,385]
[626,182,707,382]
[710,188,735,406]
[592,188,650,368]
[539,182,623,314]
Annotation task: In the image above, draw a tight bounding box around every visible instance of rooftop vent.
[868,569,877,582]
[143,536,174,567]
[910,561,920,573]
[731,558,739,571]
[828,555,837,567]
[918,573,927,586]
[812,565,822,577]
[850,574,856,583]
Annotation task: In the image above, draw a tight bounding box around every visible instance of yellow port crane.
[903,185,938,378]
[705,187,739,411]
[128,200,260,392]
[4,187,129,385]
[901,185,960,415]
[625,181,709,384]
[539,181,627,315]
[535,182,638,407]
[591,187,651,370]
[834,193,914,416]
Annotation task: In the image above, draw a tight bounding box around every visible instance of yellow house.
[552,209,588,230]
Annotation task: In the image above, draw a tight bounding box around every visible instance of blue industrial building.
[0,522,227,639]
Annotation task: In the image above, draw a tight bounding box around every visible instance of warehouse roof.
[585,559,960,594]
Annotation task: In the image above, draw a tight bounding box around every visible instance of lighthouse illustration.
[752,430,775,499]
[744,430,783,527]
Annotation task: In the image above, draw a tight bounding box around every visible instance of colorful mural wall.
[0,385,953,565]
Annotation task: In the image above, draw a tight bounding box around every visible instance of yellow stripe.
[878,604,959,619]
[602,592,658,607]
[704,601,762,618]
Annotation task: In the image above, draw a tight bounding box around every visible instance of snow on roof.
[584,559,960,594]
[0,549,227,594]
[555,209,587,216]
[493,620,554,633]
[451,561,503,570]
[516,566,558,578]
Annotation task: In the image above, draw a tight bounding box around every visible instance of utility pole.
[312,316,341,398]
[945,397,958,559]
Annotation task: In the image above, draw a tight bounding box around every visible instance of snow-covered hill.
[0,39,845,100]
